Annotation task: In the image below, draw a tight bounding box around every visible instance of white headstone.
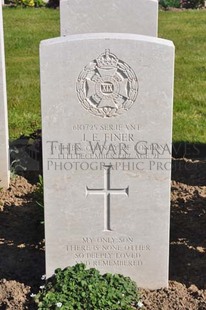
[40,33,174,289]
[60,0,158,37]
[0,4,9,189]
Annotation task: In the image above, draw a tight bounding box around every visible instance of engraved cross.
[86,165,129,231]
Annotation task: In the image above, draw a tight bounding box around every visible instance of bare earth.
[0,157,205,309]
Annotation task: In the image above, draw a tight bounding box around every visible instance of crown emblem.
[96,49,118,68]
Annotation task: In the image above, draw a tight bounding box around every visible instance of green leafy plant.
[34,175,44,223]
[159,0,181,9]
[33,263,141,309]
[35,175,44,207]
[10,0,45,7]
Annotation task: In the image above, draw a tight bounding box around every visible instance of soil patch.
[0,157,205,309]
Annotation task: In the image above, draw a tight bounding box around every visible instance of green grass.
[3,7,59,138]
[159,10,206,143]
[2,8,206,142]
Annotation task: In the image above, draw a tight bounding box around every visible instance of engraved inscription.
[86,165,129,231]
[76,49,138,118]
[66,238,151,268]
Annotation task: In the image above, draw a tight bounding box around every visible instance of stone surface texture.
[60,0,158,37]
[0,4,9,189]
[40,33,174,289]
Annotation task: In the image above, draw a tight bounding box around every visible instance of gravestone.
[0,4,9,189]
[60,0,158,37]
[40,32,174,289]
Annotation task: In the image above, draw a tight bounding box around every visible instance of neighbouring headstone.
[0,4,9,189]
[60,0,158,37]
[40,32,174,289]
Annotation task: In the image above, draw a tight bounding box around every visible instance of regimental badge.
[76,49,138,118]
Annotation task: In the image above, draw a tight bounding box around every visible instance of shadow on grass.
[172,142,206,159]
[172,157,206,186]
[9,130,42,184]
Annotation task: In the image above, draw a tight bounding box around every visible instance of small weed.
[35,175,44,223]
[35,175,44,207]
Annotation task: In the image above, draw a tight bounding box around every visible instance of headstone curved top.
[40,32,174,289]
[60,0,158,37]
[0,4,9,189]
